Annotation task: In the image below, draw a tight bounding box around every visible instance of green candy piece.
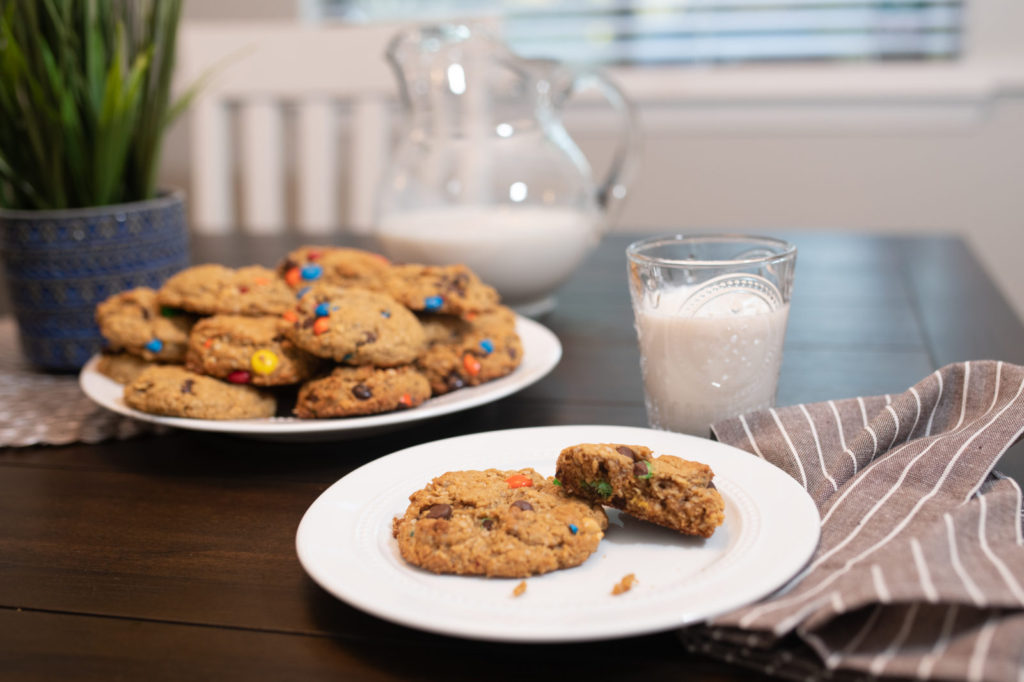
[636,460,654,480]
[551,478,561,486]
[584,480,613,498]
[160,305,180,318]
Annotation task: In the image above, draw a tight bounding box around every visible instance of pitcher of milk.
[375,23,638,315]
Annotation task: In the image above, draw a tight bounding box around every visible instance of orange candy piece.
[282,310,299,323]
[313,317,330,335]
[462,353,481,376]
[284,267,302,287]
[505,474,533,489]
[398,392,412,407]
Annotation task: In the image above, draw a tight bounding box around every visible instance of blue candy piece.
[296,286,311,299]
[301,263,323,280]
[381,310,391,318]
[145,338,164,353]
[423,295,443,311]
[315,302,330,317]
[568,523,578,535]
[479,338,494,354]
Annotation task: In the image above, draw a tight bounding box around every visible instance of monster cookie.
[392,468,608,578]
[284,285,425,366]
[95,287,193,362]
[293,365,430,418]
[123,365,276,420]
[555,443,725,538]
[157,264,295,316]
[185,315,322,386]
[96,351,156,384]
[385,264,499,317]
[277,245,391,291]
[416,325,522,395]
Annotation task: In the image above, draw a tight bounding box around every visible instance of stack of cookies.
[93,246,523,421]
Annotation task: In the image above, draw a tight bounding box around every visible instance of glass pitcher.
[374,23,638,315]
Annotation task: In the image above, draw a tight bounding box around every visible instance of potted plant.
[0,0,193,370]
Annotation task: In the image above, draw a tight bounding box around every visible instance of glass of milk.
[626,235,797,437]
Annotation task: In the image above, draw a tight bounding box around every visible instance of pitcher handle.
[563,69,640,220]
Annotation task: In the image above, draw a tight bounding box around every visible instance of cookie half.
[555,443,725,538]
[392,468,608,578]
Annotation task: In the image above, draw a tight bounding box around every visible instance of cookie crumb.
[611,573,637,595]
[512,581,527,597]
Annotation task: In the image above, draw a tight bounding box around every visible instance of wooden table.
[3,233,1023,681]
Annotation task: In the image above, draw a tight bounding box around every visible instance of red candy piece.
[505,474,533,489]
[227,370,251,384]
[238,285,249,293]
[306,250,322,261]
[462,353,481,377]
[202,338,214,348]
[284,267,302,287]
[398,392,412,407]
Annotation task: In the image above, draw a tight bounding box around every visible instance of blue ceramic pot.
[0,192,190,370]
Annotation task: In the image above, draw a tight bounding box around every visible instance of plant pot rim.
[0,189,184,219]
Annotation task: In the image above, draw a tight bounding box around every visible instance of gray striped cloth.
[681,360,1024,682]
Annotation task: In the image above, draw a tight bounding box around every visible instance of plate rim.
[78,315,561,437]
[295,424,821,642]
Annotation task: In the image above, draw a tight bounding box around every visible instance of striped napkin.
[681,360,1024,682]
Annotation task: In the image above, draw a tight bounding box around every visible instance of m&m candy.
[505,474,533,489]
[479,339,494,354]
[314,302,330,317]
[423,295,443,311]
[462,353,481,377]
[301,264,322,281]
[250,349,280,375]
[313,317,330,335]
[145,338,163,353]
[227,370,251,384]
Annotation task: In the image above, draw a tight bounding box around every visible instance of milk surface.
[377,206,598,306]
[633,286,789,437]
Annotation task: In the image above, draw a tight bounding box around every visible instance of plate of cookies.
[295,424,820,642]
[78,246,561,440]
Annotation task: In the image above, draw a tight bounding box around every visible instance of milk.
[376,206,599,306]
[633,286,789,437]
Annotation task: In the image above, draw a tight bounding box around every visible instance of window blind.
[313,0,964,66]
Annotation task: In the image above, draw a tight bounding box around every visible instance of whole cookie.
[185,315,323,386]
[294,365,430,418]
[385,264,500,317]
[555,443,725,538]
[95,287,194,362]
[124,365,276,420]
[392,468,608,578]
[416,324,522,395]
[284,285,425,366]
[96,351,156,384]
[277,245,391,291]
[158,264,295,316]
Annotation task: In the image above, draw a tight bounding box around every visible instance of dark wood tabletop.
[3,232,1023,681]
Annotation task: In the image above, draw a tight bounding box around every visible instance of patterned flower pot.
[0,192,190,370]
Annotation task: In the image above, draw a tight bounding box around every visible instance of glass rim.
[626,233,797,268]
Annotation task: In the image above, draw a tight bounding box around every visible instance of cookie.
[157,264,295,316]
[185,315,323,386]
[123,365,276,420]
[284,285,425,366]
[277,245,391,291]
[96,351,156,384]
[95,287,194,362]
[416,324,522,395]
[385,264,500,317]
[293,365,430,418]
[392,468,608,578]
[555,443,725,538]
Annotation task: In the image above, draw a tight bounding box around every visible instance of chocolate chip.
[352,384,372,400]
[445,372,466,390]
[616,445,637,460]
[140,307,150,320]
[356,331,377,347]
[180,379,194,394]
[482,518,494,530]
[425,503,452,519]
[283,259,297,271]
[707,481,716,490]
[507,347,517,360]
[271,334,286,342]
[511,500,533,511]
[302,317,315,329]
[632,461,649,476]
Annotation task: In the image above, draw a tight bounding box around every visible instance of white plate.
[78,316,561,441]
[296,424,820,642]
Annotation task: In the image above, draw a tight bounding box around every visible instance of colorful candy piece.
[479,338,494,354]
[284,267,302,287]
[568,523,579,534]
[313,317,330,335]
[381,310,391,318]
[227,370,251,384]
[250,349,280,375]
[505,474,533,489]
[296,286,311,299]
[145,338,163,353]
[160,306,179,318]
[423,295,443,311]
[301,263,322,281]
[282,310,299,323]
[463,353,481,376]
[314,302,330,317]
[398,392,413,407]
